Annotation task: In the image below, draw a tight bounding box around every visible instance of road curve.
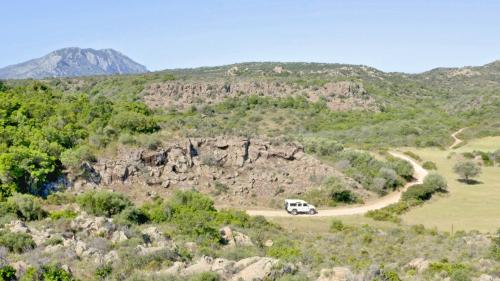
[246,151,428,217]
[449,128,467,150]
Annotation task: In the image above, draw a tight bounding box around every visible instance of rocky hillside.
[0,47,148,79]
[142,80,377,111]
[69,137,368,207]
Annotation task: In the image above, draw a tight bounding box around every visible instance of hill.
[0,47,148,79]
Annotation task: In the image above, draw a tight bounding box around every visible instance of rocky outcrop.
[70,137,364,206]
[142,80,377,112]
[155,256,280,281]
[220,226,254,248]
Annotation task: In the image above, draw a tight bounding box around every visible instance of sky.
[1,0,499,73]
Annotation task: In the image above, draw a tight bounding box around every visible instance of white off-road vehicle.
[284,199,317,215]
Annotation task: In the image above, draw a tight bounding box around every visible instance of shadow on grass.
[457,179,483,185]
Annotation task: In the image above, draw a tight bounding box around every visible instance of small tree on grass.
[453,161,481,183]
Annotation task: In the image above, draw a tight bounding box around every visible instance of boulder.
[317,267,355,281]
[231,257,278,281]
[6,220,30,233]
[111,230,129,244]
[220,226,253,247]
[183,256,214,276]
[103,250,120,264]
[405,258,430,273]
[211,258,235,275]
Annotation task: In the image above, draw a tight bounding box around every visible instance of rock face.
[70,137,364,206]
[143,80,377,111]
[0,47,148,79]
[156,256,280,281]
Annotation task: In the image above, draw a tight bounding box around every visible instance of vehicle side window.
[303,203,308,206]
[290,203,297,207]
[297,203,302,207]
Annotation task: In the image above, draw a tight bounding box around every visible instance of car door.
[302,203,309,212]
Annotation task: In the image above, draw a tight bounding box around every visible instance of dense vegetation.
[0,82,159,198]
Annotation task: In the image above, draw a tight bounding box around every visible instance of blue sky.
[1,0,499,73]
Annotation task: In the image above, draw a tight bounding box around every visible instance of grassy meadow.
[401,136,500,233]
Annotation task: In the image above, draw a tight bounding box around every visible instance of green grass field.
[401,136,500,233]
[269,215,396,233]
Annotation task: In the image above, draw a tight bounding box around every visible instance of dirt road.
[246,151,428,217]
[449,128,467,149]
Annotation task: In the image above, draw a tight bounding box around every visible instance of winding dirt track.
[246,152,428,217]
[449,128,467,149]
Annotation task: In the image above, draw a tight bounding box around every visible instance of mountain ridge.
[0,47,148,79]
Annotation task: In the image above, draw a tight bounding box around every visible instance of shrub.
[49,209,77,220]
[94,264,113,281]
[46,192,76,205]
[188,272,220,281]
[422,161,437,170]
[330,190,357,203]
[0,231,36,253]
[389,158,414,180]
[212,181,229,196]
[114,206,149,225]
[60,145,96,170]
[404,151,422,161]
[423,173,447,192]
[267,239,301,261]
[76,191,132,217]
[0,265,16,281]
[381,270,401,281]
[140,199,171,223]
[41,264,74,281]
[402,184,434,201]
[7,193,46,221]
[330,219,345,232]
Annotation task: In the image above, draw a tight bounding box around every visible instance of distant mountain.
[0,47,148,79]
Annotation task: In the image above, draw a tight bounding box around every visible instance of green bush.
[188,272,220,281]
[0,265,16,281]
[0,231,36,253]
[423,173,447,192]
[330,190,357,203]
[267,239,301,261]
[60,145,96,170]
[403,151,422,161]
[114,206,149,225]
[76,190,132,217]
[45,192,76,205]
[49,209,77,220]
[7,193,46,221]
[41,264,74,281]
[422,161,437,170]
[402,184,434,201]
[330,219,345,232]
[94,264,113,281]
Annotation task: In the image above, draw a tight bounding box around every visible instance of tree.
[453,161,481,183]
[423,173,447,192]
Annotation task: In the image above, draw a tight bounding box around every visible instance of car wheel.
[309,209,316,215]
[291,209,298,215]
